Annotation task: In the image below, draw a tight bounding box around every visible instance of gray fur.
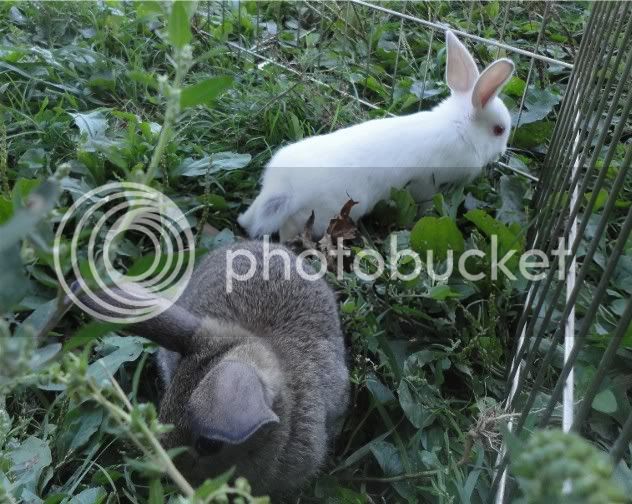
[82,241,350,496]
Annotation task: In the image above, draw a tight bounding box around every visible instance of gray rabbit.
[79,240,350,496]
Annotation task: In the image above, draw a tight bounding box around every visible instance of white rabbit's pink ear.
[445,31,480,94]
[471,59,515,110]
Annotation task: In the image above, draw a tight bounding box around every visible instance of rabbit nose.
[194,436,225,456]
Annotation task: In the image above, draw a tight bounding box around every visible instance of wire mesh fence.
[203,0,631,500]
[493,1,632,500]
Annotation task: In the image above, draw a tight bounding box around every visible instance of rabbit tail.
[238,192,293,238]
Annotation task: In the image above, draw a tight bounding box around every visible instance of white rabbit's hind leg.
[239,192,292,237]
[238,202,257,234]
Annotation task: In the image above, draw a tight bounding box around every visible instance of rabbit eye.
[493,125,505,136]
[194,437,224,456]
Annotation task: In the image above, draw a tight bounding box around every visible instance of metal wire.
[503,3,630,393]
[491,1,632,498]
[348,0,574,69]
[539,195,632,428]
[611,411,632,464]
[509,2,552,143]
[573,295,632,433]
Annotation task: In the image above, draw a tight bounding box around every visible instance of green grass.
[1,2,630,503]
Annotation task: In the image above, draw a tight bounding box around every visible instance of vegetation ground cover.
[0,2,630,503]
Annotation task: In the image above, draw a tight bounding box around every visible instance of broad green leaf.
[182,0,199,19]
[610,254,631,294]
[64,321,118,352]
[193,469,234,499]
[369,440,416,501]
[464,209,523,255]
[484,0,500,18]
[335,431,392,472]
[362,76,388,99]
[398,381,435,429]
[210,152,251,171]
[504,76,526,97]
[56,404,104,454]
[369,440,403,476]
[511,87,561,125]
[592,389,617,414]
[28,343,61,371]
[176,152,251,177]
[288,112,303,140]
[88,336,145,385]
[15,299,57,338]
[513,120,555,149]
[0,245,29,312]
[69,110,108,139]
[87,73,115,92]
[585,188,608,212]
[427,284,461,301]
[0,196,12,224]
[389,187,416,227]
[497,175,528,226]
[17,148,46,177]
[410,216,464,260]
[168,1,192,49]
[9,437,52,494]
[136,1,163,18]
[180,76,233,109]
[366,374,395,404]
[127,69,159,89]
[9,6,27,25]
[91,469,123,486]
[12,178,41,202]
[69,487,106,504]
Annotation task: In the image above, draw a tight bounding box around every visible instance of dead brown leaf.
[324,198,358,241]
[285,200,359,273]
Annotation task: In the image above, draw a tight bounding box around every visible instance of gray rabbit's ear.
[73,283,201,355]
[445,31,479,94]
[189,359,279,445]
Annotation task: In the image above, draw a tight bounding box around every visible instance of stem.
[138,420,196,497]
[340,469,442,483]
[35,287,74,341]
[145,47,188,184]
[0,124,9,196]
[101,46,190,268]
[106,374,196,497]
[340,406,374,458]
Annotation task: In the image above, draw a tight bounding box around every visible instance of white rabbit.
[238,31,514,241]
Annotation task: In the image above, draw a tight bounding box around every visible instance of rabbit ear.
[445,31,480,93]
[73,283,201,355]
[471,59,515,110]
[188,359,279,445]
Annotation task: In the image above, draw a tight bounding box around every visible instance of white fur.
[239,31,514,241]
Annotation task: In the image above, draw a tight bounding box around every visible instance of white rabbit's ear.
[445,31,480,93]
[471,59,515,110]
[189,359,279,445]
